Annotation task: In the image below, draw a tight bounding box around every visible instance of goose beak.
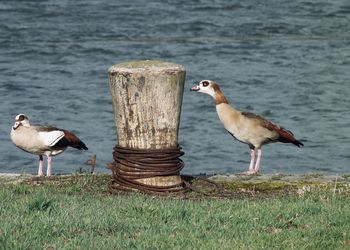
[190,84,200,91]
[13,121,20,130]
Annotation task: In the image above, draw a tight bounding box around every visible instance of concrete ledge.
[210,173,350,184]
[1,173,350,193]
[0,173,34,184]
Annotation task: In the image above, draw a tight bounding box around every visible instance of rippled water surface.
[1,0,349,175]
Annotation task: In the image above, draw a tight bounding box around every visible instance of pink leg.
[46,156,52,177]
[38,155,44,176]
[254,148,262,173]
[246,148,256,174]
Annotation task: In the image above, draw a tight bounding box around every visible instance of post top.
[108,60,185,74]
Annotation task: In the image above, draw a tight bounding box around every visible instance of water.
[1,0,349,175]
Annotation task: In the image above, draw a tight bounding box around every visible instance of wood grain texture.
[108,60,186,187]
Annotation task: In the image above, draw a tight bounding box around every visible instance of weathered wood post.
[108,60,186,193]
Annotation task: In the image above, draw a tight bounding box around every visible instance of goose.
[190,80,303,175]
[10,114,88,176]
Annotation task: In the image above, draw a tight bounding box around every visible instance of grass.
[0,174,350,249]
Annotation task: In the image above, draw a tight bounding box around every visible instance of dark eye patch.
[18,115,27,121]
[202,81,209,87]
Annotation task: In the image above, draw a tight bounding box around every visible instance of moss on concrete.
[1,173,350,199]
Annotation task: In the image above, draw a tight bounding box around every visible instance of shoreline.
[1,172,349,185]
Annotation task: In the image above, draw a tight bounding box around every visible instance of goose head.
[190,80,228,105]
[190,80,221,97]
[13,114,30,130]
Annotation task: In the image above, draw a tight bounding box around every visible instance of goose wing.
[241,112,303,147]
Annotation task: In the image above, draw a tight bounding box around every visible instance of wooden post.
[108,60,186,189]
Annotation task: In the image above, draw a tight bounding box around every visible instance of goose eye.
[202,81,209,87]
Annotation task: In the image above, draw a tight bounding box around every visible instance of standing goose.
[10,114,88,176]
[190,80,303,175]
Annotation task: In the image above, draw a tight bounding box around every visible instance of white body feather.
[38,130,65,147]
[11,126,66,156]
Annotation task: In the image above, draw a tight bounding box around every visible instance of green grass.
[0,174,350,249]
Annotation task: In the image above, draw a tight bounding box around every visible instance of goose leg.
[46,156,52,177]
[38,155,44,176]
[254,148,262,173]
[246,148,256,174]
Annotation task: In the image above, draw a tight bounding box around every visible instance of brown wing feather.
[241,112,304,147]
[62,130,88,150]
[45,128,88,150]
